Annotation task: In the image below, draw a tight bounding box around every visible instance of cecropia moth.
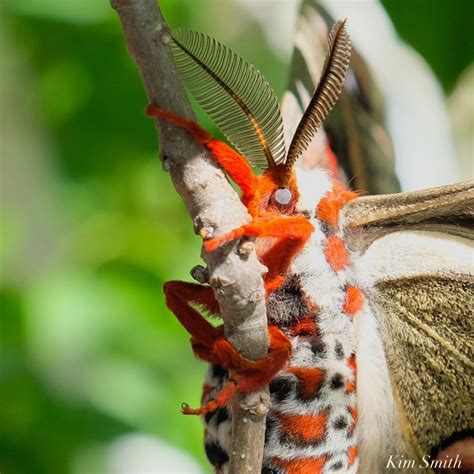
[146,5,473,474]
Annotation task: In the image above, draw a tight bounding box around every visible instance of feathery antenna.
[285,20,351,169]
[172,29,286,169]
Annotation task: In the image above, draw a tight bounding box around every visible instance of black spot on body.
[319,221,330,236]
[265,417,277,443]
[330,373,344,390]
[211,364,227,380]
[205,441,229,468]
[334,340,344,359]
[270,377,294,403]
[310,333,326,355]
[262,466,281,474]
[204,411,214,424]
[216,407,229,425]
[267,275,308,323]
[329,460,344,470]
[333,416,348,430]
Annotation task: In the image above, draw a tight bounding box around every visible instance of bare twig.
[110,0,270,472]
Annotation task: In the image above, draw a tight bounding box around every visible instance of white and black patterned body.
[203,170,363,473]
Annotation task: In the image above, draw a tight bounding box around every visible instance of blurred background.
[0,0,472,473]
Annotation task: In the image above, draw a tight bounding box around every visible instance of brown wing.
[371,275,473,460]
[345,180,474,464]
[342,180,474,251]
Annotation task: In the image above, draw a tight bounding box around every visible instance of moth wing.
[283,0,400,194]
[344,181,474,460]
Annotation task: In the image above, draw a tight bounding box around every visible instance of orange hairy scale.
[274,456,327,474]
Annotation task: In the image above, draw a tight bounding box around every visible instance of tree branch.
[110,1,270,472]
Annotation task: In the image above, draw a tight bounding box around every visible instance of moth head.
[172,20,351,213]
[254,18,351,214]
[259,164,300,215]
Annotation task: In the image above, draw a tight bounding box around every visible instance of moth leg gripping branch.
[163,281,291,415]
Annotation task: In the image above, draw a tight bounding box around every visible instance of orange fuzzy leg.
[252,217,314,292]
[212,326,291,374]
[182,379,237,415]
[190,338,223,366]
[164,281,221,349]
[146,105,213,144]
[205,216,314,292]
[206,140,257,204]
[185,326,291,415]
[205,215,314,293]
[203,227,246,252]
[223,328,291,394]
[146,105,257,203]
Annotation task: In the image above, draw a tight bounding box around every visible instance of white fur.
[294,168,332,214]
[355,231,473,289]
[355,305,403,472]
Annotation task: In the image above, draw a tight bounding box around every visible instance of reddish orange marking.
[324,235,349,272]
[276,412,327,443]
[289,317,318,336]
[348,446,358,466]
[274,456,326,474]
[347,354,357,373]
[346,354,357,392]
[349,405,358,422]
[317,180,358,228]
[343,286,364,316]
[348,405,358,437]
[146,105,213,144]
[287,367,325,399]
[346,379,356,393]
[207,140,257,201]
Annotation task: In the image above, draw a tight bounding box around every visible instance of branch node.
[238,239,255,258]
[210,275,236,289]
[190,265,209,284]
[241,390,271,417]
[161,155,172,172]
[249,290,265,303]
[199,226,215,240]
[160,30,171,44]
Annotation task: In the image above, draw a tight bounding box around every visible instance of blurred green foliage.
[0,1,471,473]
[382,0,474,92]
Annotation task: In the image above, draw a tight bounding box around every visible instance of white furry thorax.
[292,167,401,472]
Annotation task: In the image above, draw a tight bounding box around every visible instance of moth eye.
[273,188,293,206]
